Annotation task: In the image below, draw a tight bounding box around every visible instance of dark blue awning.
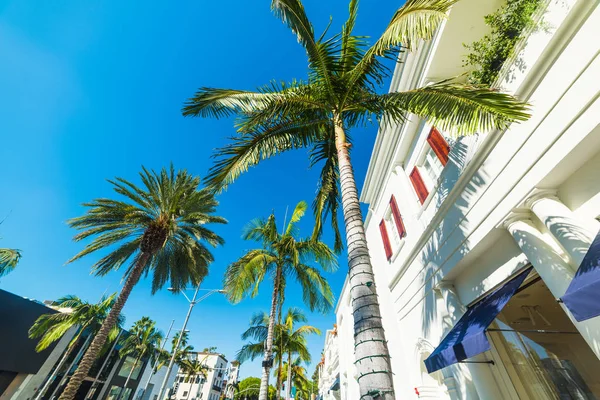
[562,228,600,321]
[424,267,532,373]
[329,375,340,391]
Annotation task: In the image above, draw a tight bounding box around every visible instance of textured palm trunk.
[58,253,150,400]
[119,354,142,400]
[49,333,94,400]
[85,330,122,400]
[258,264,281,400]
[285,352,291,400]
[333,116,395,399]
[275,299,284,398]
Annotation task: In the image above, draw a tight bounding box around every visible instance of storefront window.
[489,278,600,399]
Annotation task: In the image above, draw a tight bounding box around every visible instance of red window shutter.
[410,167,429,204]
[379,219,393,260]
[389,195,406,239]
[427,127,450,166]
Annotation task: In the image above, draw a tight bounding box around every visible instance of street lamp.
[156,285,225,400]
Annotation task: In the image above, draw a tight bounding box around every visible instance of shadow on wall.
[408,136,489,397]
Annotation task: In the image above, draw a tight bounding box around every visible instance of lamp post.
[156,286,224,400]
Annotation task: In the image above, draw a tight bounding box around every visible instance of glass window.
[107,386,132,400]
[422,147,444,188]
[489,278,600,399]
[118,356,143,380]
[183,391,188,397]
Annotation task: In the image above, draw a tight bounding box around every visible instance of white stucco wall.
[335,0,600,398]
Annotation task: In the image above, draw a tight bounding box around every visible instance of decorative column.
[525,190,600,269]
[503,211,600,358]
[436,283,502,400]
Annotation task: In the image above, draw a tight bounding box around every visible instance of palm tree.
[118,317,163,400]
[278,358,309,400]
[182,1,530,397]
[171,330,195,364]
[237,308,318,400]
[58,166,226,400]
[279,308,319,400]
[29,294,123,400]
[224,201,336,400]
[178,357,209,400]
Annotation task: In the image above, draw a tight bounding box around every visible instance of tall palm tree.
[58,166,226,400]
[118,317,163,400]
[29,294,123,400]
[182,1,530,397]
[171,330,195,364]
[178,357,209,400]
[237,308,318,400]
[224,201,336,400]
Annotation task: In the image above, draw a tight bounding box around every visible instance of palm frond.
[370,81,531,135]
[0,248,21,277]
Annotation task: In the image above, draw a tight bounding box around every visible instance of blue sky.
[0,0,398,380]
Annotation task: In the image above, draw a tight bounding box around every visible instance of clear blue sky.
[0,0,398,380]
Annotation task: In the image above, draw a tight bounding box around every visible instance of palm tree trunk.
[58,253,150,400]
[258,264,281,400]
[85,330,122,400]
[285,353,291,400]
[275,299,284,398]
[333,115,395,400]
[35,335,80,400]
[49,333,94,400]
[119,354,142,400]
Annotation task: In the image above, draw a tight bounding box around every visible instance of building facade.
[0,289,154,400]
[171,352,228,400]
[317,327,339,400]
[333,0,600,399]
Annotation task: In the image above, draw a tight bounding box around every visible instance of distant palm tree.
[183,1,530,397]
[178,357,209,400]
[224,201,336,400]
[58,166,226,400]
[237,308,318,400]
[118,317,163,400]
[171,330,195,365]
[29,294,123,400]
[279,358,309,399]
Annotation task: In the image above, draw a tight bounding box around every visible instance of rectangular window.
[423,147,444,187]
[118,356,142,380]
[379,219,393,260]
[427,126,450,166]
[389,195,406,239]
[410,167,429,204]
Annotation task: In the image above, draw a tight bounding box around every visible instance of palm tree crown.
[29,293,123,352]
[183,0,530,248]
[224,200,337,313]
[68,165,227,293]
[120,316,164,364]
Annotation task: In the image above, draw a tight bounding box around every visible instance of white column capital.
[435,280,457,293]
[500,209,534,230]
[524,188,560,209]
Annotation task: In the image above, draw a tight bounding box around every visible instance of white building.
[317,326,340,400]
[334,0,600,399]
[223,360,240,400]
[171,352,228,400]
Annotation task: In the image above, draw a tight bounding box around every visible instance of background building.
[171,352,228,400]
[317,326,339,400]
[333,0,600,399]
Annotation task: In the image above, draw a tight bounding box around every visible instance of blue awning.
[562,228,600,321]
[329,375,340,391]
[424,267,532,373]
